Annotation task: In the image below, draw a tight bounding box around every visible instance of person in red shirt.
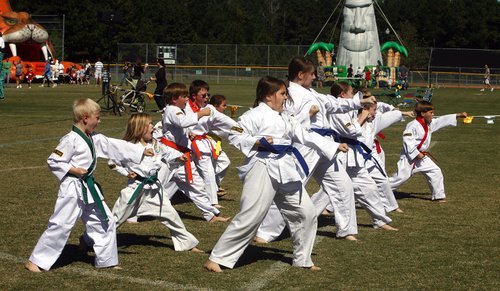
[365,68,372,87]
[26,67,34,89]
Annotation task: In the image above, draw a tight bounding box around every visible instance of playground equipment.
[0,0,78,81]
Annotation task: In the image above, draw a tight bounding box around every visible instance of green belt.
[70,174,108,221]
[128,174,163,216]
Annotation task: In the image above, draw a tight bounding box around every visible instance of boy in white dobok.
[389,101,467,202]
[185,81,239,208]
[160,82,230,222]
[25,98,150,272]
[208,94,233,197]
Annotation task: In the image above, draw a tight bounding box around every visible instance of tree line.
[12,0,500,63]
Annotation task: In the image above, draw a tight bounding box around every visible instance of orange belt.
[160,137,193,184]
[191,134,217,159]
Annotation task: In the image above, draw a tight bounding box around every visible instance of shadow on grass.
[176,211,206,222]
[51,244,93,270]
[394,191,432,201]
[116,233,174,250]
[234,244,293,269]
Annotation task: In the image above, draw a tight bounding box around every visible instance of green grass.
[0,82,499,290]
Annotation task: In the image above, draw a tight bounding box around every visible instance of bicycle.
[117,79,154,113]
[96,84,122,116]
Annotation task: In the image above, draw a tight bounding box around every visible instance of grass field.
[0,81,499,290]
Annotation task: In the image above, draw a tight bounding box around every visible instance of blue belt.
[258,137,309,176]
[311,128,386,177]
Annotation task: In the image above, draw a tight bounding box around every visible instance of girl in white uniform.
[204,76,341,272]
[358,100,414,213]
[26,98,148,272]
[328,82,397,230]
[256,56,370,242]
[110,113,202,252]
[389,101,467,201]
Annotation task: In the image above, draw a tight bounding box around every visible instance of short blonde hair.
[123,113,152,143]
[73,98,100,122]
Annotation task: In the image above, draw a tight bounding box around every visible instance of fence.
[114,43,498,87]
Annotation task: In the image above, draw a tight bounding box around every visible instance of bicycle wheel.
[121,90,134,106]
[136,97,146,113]
[117,101,127,114]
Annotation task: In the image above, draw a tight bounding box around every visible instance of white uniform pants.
[346,166,392,228]
[112,184,199,251]
[256,156,358,241]
[209,161,317,269]
[29,190,118,270]
[366,159,399,212]
[169,161,220,221]
[310,158,358,237]
[194,153,219,204]
[215,151,230,186]
[389,155,445,200]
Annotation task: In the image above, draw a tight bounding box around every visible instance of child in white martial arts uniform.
[328,82,398,230]
[208,94,232,197]
[389,101,467,201]
[357,99,414,213]
[255,56,367,243]
[204,76,343,272]
[25,98,149,272]
[160,83,230,222]
[186,81,239,208]
[109,113,202,252]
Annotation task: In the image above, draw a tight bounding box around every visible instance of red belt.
[191,134,217,159]
[160,137,193,184]
[374,132,386,154]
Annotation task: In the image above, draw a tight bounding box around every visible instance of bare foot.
[339,235,358,241]
[394,208,404,213]
[126,217,139,223]
[25,261,42,273]
[209,216,231,223]
[217,188,227,197]
[213,204,225,209]
[304,265,321,271]
[380,224,399,231]
[253,236,269,244]
[321,209,334,216]
[189,247,205,253]
[434,199,447,203]
[204,259,223,272]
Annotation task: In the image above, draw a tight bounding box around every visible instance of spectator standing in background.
[3,59,10,85]
[15,60,23,88]
[150,58,168,111]
[95,58,104,86]
[480,64,493,92]
[120,61,130,86]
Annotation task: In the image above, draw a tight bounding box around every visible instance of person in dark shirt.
[150,58,168,111]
